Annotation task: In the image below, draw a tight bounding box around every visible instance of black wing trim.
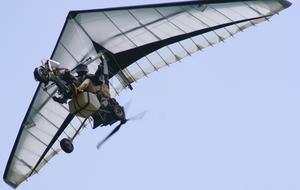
[108,15,271,76]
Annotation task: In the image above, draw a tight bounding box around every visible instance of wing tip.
[3,177,18,189]
[67,11,78,19]
[279,0,292,8]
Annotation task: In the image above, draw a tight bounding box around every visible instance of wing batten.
[14,156,36,174]
[203,7,236,37]
[208,6,242,34]
[103,9,185,44]
[59,42,80,64]
[103,12,136,49]
[26,130,50,149]
[128,9,162,42]
[36,111,71,139]
[245,2,263,15]
[35,89,57,113]
[184,7,225,44]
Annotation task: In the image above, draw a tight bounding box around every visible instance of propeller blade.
[96,123,122,149]
[96,107,146,150]
[124,100,132,113]
[128,111,147,121]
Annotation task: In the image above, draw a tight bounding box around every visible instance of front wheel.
[60,138,74,153]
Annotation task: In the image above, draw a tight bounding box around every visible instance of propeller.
[124,100,132,113]
[96,110,147,150]
[96,123,122,149]
[127,111,147,121]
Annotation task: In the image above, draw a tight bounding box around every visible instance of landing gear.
[60,138,74,153]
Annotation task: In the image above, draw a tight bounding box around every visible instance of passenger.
[76,55,111,101]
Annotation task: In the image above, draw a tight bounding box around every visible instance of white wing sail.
[4,0,291,188]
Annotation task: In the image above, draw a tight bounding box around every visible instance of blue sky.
[0,0,299,189]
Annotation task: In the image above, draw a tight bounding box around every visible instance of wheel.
[60,138,74,153]
[34,66,49,83]
[113,105,125,120]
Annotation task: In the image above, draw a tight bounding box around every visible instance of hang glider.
[4,0,291,188]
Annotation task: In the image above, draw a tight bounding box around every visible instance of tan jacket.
[77,78,111,98]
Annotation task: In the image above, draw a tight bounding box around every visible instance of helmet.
[76,64,88,75]
[34,66,49,83]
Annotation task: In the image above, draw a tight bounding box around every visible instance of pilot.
[76,55,111,100]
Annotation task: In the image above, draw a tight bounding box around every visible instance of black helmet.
[34,66,49,83]
[76,64,88,75]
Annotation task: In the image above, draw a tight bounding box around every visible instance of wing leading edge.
[4,0,291,188]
